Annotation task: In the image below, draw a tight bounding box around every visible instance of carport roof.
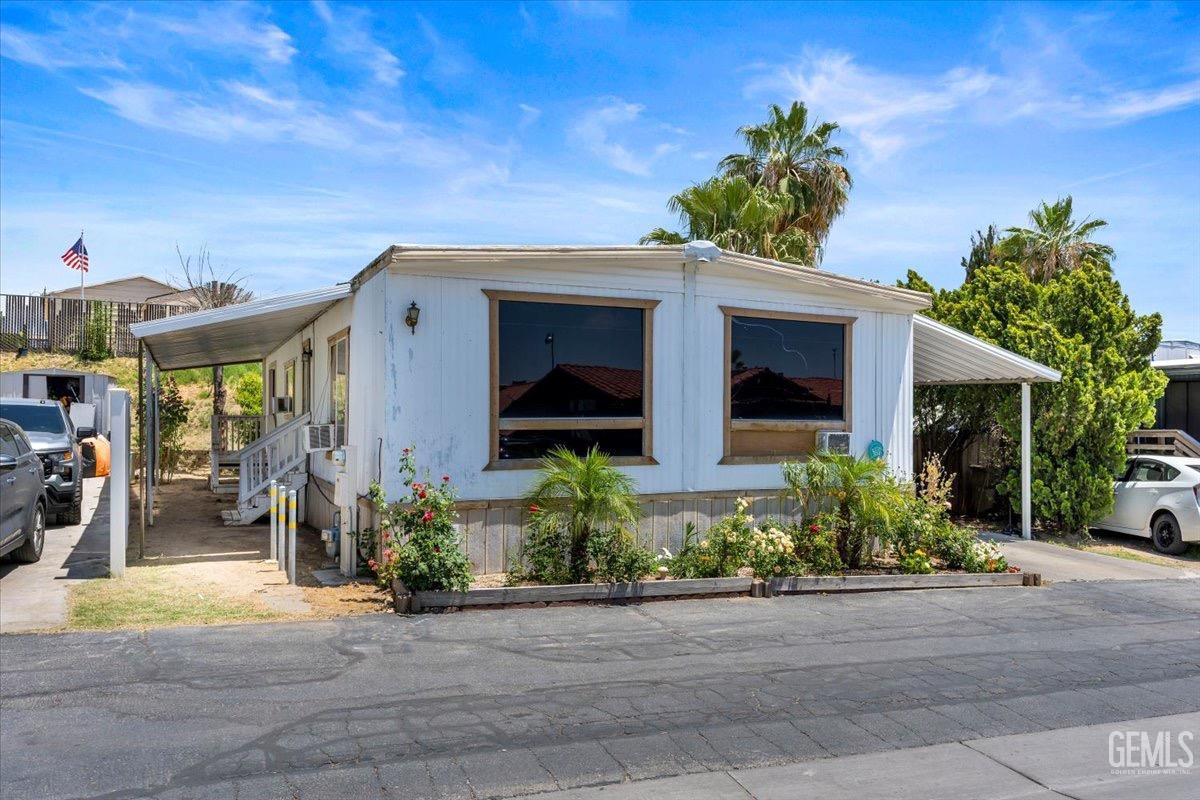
[129,284,351,370]
[913,315,1062,385]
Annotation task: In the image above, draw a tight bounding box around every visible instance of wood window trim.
[327,327,350,454]
[266,361,277,408]
[283,359,296,401]
[483,289,659,471]
[720,305,855,465]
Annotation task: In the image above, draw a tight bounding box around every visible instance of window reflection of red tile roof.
[498,381,533,412]
[556,364,643,399]
[731,367,843,405]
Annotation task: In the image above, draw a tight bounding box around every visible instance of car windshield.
[0,404,66,434]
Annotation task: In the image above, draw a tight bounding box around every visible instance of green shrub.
[233,370,263,415]
[79,304,113,361]
[157,377,189,483]
[788,516,843,575]
[745,521,801,578]
[898,549,934,574]
[783,452,904,568]
[520,447,640,584]
[587,529,658,582]
[367,447,472,593]
[667,500,755,578]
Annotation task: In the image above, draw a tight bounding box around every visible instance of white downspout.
[1021,382,1032,540]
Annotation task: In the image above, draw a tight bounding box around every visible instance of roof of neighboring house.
[45,274,198,305]
[497,381,534,413]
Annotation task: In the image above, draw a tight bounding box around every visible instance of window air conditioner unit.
[274,397,293,413]
[304,424,336,453]
[817,430,851,454]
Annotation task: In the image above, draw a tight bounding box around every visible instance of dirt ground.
[130,470,390,623]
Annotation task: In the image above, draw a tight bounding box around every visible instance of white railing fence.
[237,413,311,504]
[1128,429,1200,459]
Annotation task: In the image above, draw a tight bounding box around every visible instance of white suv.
[1094,456,1200,554]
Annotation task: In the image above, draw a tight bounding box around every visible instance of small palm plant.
[782,451,902,568]
[524,447,640,584]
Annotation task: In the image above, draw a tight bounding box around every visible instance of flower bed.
[372,448,1037,615]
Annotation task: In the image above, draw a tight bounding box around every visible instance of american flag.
[61,236,89,272]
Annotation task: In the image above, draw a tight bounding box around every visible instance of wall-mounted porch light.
[301,341,313,361]
[405,301,421,335]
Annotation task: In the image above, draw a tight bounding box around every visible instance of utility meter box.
[331,447,348,467]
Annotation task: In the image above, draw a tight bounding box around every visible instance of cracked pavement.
[2,579,1198,799]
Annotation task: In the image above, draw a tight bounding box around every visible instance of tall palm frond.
[1000,196,1114,283]
[718,102,852,262]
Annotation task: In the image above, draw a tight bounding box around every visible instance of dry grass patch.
[68,567,284,631]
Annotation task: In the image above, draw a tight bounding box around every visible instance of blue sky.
[2,0,1197,339]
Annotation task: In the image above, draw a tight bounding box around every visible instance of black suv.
[0,399,87,524]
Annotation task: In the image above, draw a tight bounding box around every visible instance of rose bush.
[367,447,472,593]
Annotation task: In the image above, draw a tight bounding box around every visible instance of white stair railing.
[237,413,311,505]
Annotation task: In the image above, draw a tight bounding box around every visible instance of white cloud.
[555,1,627,20]
[747,41,1200,164]
[311,0,404,86]
[0,25,125,70]
[746,51,995,163]
[518,103,542,129]
[570,98,679,176]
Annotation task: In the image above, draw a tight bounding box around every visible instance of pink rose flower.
[422,510,434,523]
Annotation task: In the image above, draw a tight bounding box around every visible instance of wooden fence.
[0,294,195,358]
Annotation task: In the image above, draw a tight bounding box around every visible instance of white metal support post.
[277,488,287,572]
[108,388,129,577]
[1020,382,1032,540]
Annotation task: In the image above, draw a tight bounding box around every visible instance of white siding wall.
[260,271,386,510]
[380,255,914,502]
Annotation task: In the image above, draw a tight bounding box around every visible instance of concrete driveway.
[981,532,1198,583]
[0,477,108,633]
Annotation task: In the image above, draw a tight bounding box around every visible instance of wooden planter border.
[766,572,1033,596]
[395,572,1038,613]
[409,577,754,612]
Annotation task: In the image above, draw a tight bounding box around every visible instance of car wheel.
[1151,513,1188,555]
[12,503,46,563]
[59,483,83,526]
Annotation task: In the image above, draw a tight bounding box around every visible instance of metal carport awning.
[129,284,352,371]
[910,315,1062,541]
[912,315,1062,386]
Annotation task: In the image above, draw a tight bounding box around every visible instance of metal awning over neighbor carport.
[911,315,1062,540]
[129,284,351,371]
[127,284,352,542]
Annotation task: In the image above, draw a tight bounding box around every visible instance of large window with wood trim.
[328,329,349,446]
[486,290,657,468]
[722,306,853,463]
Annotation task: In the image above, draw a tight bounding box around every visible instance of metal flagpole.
[79,230,85,303]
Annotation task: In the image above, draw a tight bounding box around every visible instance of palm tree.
[1000,197,1114,283]
[525,447,640,583]
[639,175,815,265]
[719,102,852,261]
[782,451,902,568]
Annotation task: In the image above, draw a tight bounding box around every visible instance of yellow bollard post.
[288,489,298,585]
[268,480,278,563]
[277,488,287,572]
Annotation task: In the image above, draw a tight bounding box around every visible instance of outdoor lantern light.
[405,301,420,334]
[301,342,313,361]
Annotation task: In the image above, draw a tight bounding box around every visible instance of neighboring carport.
[911,314,1063,540]
[128,284,351,535]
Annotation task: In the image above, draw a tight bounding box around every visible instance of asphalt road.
[2,580,1198,799]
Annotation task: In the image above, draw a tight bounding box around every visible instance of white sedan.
[1094,456,1200,554]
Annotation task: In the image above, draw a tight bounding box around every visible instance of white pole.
[287,489,298,584]
[278,489,288,568]
[108,389,129,578]
[1021,382,1032,540]
[269,480,278,563]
